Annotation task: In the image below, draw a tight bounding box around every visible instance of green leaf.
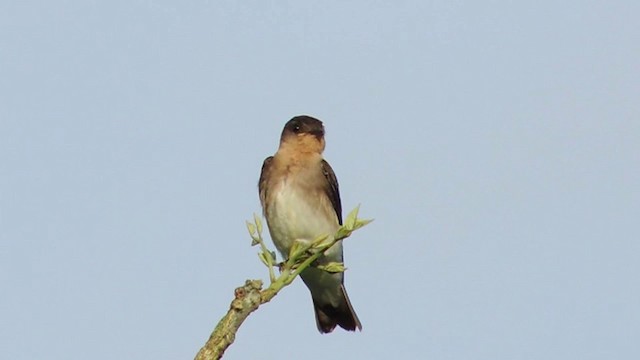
[253,213,263,234]
[310,234,332,250]
[344,205,360,230]
[312,234,330,245]
[353,218,374,230]
[246,221,256,236]
[290,239,309,258]
[335,226,351,241]
[317,262,347,273]
[258,251,270,267]
[246,221,260,246]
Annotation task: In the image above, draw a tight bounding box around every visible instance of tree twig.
[194,206,372,360]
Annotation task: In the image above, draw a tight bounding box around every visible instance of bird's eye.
[293,124,301,133]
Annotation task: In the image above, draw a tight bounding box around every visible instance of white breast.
[266,180,340,259]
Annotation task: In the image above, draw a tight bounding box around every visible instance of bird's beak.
[310,129,325,139]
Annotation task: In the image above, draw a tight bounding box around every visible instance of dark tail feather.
[313,285,362,333]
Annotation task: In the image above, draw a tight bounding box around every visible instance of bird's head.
[279,115,326,154]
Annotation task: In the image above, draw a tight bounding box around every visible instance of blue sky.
[1,1,639,359]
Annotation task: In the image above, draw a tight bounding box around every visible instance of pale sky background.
[1,1,639,359]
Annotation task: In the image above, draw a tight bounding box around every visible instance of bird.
[258,115,362,333]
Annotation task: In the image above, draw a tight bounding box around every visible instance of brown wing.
[258,156,274,214]
[321,159,342,225]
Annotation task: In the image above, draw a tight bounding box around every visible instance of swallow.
[258,115,362,333]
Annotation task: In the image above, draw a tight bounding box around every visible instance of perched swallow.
[258,115,362,333]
